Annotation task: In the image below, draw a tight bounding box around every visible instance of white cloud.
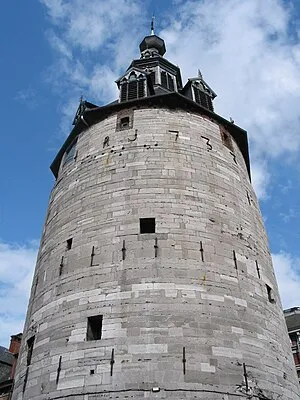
[272,251,300,309]
[250,160,271,200]
[40,0,300,198]
[48,31,72,59]
[160,0,300,198]
[0,241,38,347]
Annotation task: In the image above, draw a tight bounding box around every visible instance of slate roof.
[284,307,300,331]
[0,346,13,384]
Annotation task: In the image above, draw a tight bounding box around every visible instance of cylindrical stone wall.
[13,107,300,399]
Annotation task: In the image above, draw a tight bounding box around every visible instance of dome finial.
[151,14,155,35]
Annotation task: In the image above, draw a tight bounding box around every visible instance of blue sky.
[1,0,300,347]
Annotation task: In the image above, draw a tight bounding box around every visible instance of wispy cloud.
[40,0,147,136]
[0,241,38,347]
[272,251,300,309]
[279,208,300,223]
[15,87,38,109]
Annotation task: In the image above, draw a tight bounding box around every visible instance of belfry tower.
[12,27,300,400]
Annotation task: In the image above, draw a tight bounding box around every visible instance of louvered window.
[120,73,146,102]
[167,74,175,91]
[138,79,145,98]
[150,71,156,85]
[193,87,214,111]
[120,82,128,102]
[128,81,138,100]
[160,71,175,91]
[161,71,167,88]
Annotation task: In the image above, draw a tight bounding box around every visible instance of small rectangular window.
[116,110,134,131]
[64,139,77,165]
[27,336,35,366]
[87,315,103,341]
[120,116,130,128]
[220,127,234,151]
[140,218,155,234]
[266,284,275,303]
[66,238,73,250]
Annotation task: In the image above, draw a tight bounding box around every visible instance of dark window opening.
[120,73,146,102]
[149,71,156,85]
[87,315,103,341]
[161,71,167,88]
[64,140,77,165]
[66,238,73,250]
[193,87,214,111]
[138,79,145,98]
[140,218,155,234]
[161,71,175,91]
[120,81,128,102]
[167,74,175,91]
[266,284,275,303]
[128,81,138,100]
[220,128,234,151]
[120,117,130,128]
[90,369,95,375]
[116,110,134,131]
[27,336,35,366]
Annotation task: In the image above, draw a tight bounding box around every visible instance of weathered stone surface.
[12,108,300,399]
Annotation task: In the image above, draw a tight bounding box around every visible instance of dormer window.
[120,72,146,102]
[161,71,175,91]
[193,84,214,112]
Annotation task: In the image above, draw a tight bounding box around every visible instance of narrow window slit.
[246,191,251,205]
[110,349,115,376]
[243,363,249,392]
[200,241,204,262]
[122,240,126,260]
[154,237,158,258]
[90,246,99,266]
[233,250,237,269]
[59,256,64,276]
[255,260,261,279]
[182,347,186,375]
[56,356,62,385]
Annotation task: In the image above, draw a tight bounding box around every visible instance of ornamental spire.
[151,15,155,35]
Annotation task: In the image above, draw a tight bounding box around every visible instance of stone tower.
[12,29,300,400]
